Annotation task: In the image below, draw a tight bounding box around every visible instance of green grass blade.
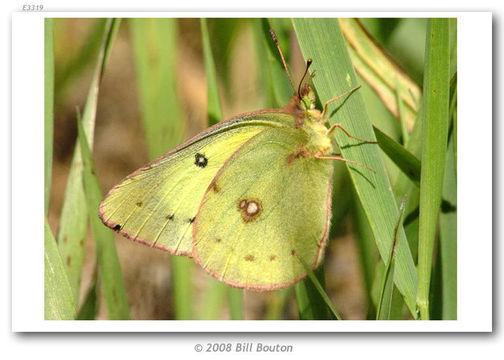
[395,80,410,144]
[201,18,224,126]
[440,133,457,319]
[130,18,192,320]
[338,18,421,132]
[76,269,98,320]
[373,125,421,185]
[416,19,450,320]
[352,194,379,319]
[265,289,291,320]
[253,19,293,108]
[56,19,120,304]
[44,18,54,215]
[54,20,106,100]
[171,256,192,320]
[45,218,76,320]
[376,196,407,319]
[300,261,342,320]
[392,108,424,263]
[449,74,458,176]
[206,19,243,93]
[328,162,354,238]
[199,279,226,320]
[449,19,457,78]
[376,261,395,320]
[293,18,418,318]
[227,287,244,320]
[129,18,185,159]
[294,265,336,320]
[77,111,130,320]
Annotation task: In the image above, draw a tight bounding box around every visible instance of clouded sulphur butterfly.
[99,30,374,290]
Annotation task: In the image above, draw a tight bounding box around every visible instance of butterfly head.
[296,58,315,109]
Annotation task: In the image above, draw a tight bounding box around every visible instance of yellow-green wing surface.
[99,111,292,256]
[193,127,334,290]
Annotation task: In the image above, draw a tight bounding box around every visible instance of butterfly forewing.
[99,111,294,256]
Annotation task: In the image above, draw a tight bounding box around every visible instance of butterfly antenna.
[269,29,296,94]
[298,58,313,99]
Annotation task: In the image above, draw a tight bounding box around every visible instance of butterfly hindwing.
[99,111,294,256]
[193,126,334,289]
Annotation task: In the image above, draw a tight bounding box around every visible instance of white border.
[12,11,492,332]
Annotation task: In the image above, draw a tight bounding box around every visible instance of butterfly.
[99,30,375,290]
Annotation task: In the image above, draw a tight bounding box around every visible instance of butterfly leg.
[326,123,377,144]
[322,85,361,116]
[314,151,375,173]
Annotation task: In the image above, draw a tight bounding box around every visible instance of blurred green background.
[46,18,455,320]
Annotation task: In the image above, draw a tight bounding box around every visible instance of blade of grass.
[339,18,421,131]
[373,125,421,185]
[45,218,76,320]
[45,18,54,215]
[392,107,424,263]
[293,18,418,317]
[439,133,457,319]
[207,18,243,93]
[448,19,457,78]
[300,264,342,320]
[297,257,342,320]
[76,268,98,320]
[201,18,224,126]
[129,18,186,159]
[328,162,354,238]
[265,289,292,320]
[376,261,395,319]
[54,19,107,100]
[359,18,402,45]
[170,257,192,320]
[77,110,130,320]
[294,265,335,320]
[130,18,191,320]
[416,18,450,320]
[57,19,120,304]
[227,287,244,320]
[376,195,407,319]
[352,192,379,319]
[395,79,410,144]
[198,281,226,320]
[449,74,457,175]
[253,19,294,108]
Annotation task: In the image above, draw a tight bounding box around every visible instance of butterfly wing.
[193,126,334,289]
[99,111,294,256]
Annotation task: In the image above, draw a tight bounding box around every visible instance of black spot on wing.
[189,217,196,223]
[194,153,208,168]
